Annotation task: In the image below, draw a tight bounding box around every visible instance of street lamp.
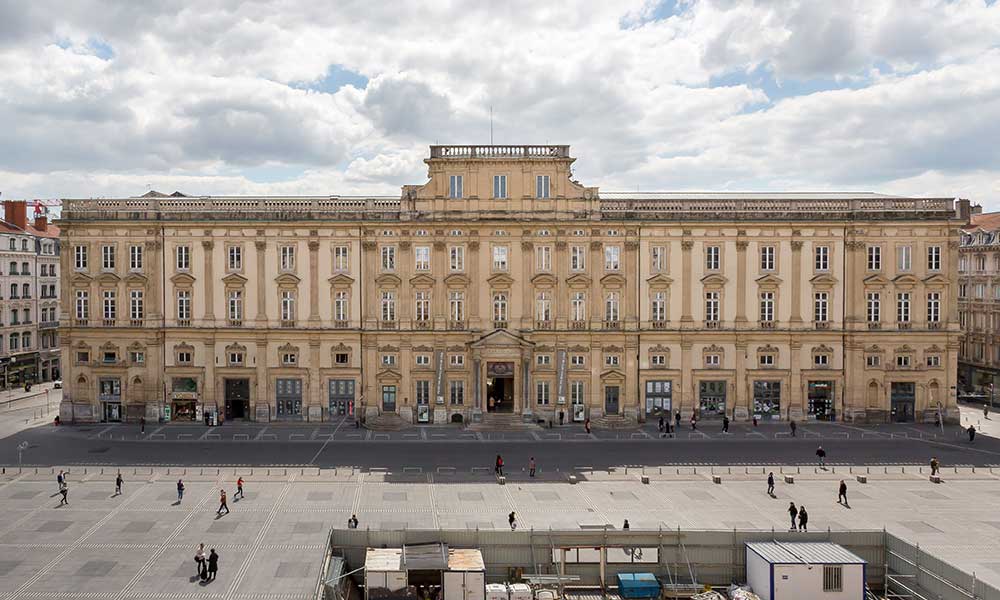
[17,441,28,466]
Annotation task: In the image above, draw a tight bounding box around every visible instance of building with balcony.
[1,200,61,388]
[958,211,1000,395]
[57,145,962,424]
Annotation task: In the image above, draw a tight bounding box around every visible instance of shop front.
[753,381,782,420]
[275,378,303,420]
[645,380,672,416]
[891,382,916,423]
[171,377,199,421]
[329,379,355,419]
[224,378,250,420]
[698,380,727,418]
[807,381,835,421]
[99,377,122,422]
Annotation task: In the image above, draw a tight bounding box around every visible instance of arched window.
[9,283,17,298]
[8,262,16,274]
[9,332,19,350]
[22,283,30,297]
[21,332,31,348]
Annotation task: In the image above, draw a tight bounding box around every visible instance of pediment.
[892,273,920,286]
[810,273,838,286]
[408,273,436,287]
[413,345,434,353]
[222,272,249,286]
[278,342,298,353]
[444,273,470,286]
[601,273,626,287]
[470,329,534,349]
[170,272,196,285]
[566,273,592,287]
[600,368,626,381]
[813,344,834,353]
[377,368,402,381]
[379,345,400,353]
[701,273,729,286]
[124,272,148,284]
[375,273,401,286]
[274,272,301,285]
[922,273,949,286]
[863,274,890,286]
[328,273,355,286]
[569,345,589,353]
[332,343,352,352]
[646,274,674,287]
[70,272,93,284]
[101,341,120,350]
[96,272,121,284]
[487,273,515,287]
[531,273,558,286]
[755,274,783,287]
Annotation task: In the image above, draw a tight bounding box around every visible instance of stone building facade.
[958,211,1000,395]
[58,145,962,424]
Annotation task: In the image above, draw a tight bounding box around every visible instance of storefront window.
[753,381,782,420]
[172,377,198,393]
[807,381,834,421]
[698,380,726,418]
[645,380,672,415]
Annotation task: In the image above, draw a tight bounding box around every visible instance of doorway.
[604,385,620,415]
[225,378,250,420]
[891,382,915,422]
[699,380,727,418]
[486,362,515,413]
[382,385,397,412]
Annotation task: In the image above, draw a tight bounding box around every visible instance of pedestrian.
[58,481,68,506]
[207,548,218,581]
[838,480,848,506]
[177,479,185,502]
[986,404,991,420]
[495,455,504,477]
[585,417,591,434]
[675,410,681,430]
[934,412,941,428]
[235,476,244,500]
[115,471,123,496]
[797,506,808,532]
[968,424,976,442]
[790,420,797,437]
[194,543,206,576]
[767,472,775,496]
[559,411,564,426]
[722,415,730,433]
[56,470,64,492]
[623,519,630,530]
[752,415,758,427]
[508,511,517,530]
[930,457,940,476]
[348,514,359,529]
[658,415,665,435]
[787,502,797,530]
[816,446,826,468]
[690,414,697,430]
[217,489,229,515]
[529,457,536,478]
[140,416,145,434]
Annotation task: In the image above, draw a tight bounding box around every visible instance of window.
[270,245,294,272]
[21,283,29,298]
[228,290,243,322]
[381,291,396,321]
[759,292,774,322]
[228,245,242,271]
[976,283,985,298]
[9,333,18,351]
[760,246,775,271]
[605,354,620,367]
[177,351,192,364]
[9,283,16,298]
[411,245,430,271]
[572,292,586,322]
[335,353,349,365]
[75,291,89,320]
[651,246,666,272]
[101,245,115,270]
[867,245,881,270]
[571,355,585,367]
[493,174,507,199]
[334,246,350,271]
[605,292,620,322]
[814,354,829,367]
[536,292,551,322]
[705,291,720,322]
[867,292,880,322]
[77,350,89,363]
[978,255,987,271]
[705,354,720,368]
[536,354,551,366]
[759,354,775,367]
[927,246,941,271]
[449,246,464,271]
[492,246,508,271]
[536,246,551,271]
[823,566,843,593]
[866,354,881,367]
[281,291,296,321]
[927,292,941,323]
[177,290,191,321]
[449,175,463,199]
[706,246,720,270]
[381,354,396,367]
[10,308,18,324]
[651,354,666,367]
[604,245,620,270]
[536,175,550,199]
[414,291,430,321]
[449,291,465,322]
[129,290,144,321]
[652,291,666,322]
[449,380,465,405]
[926,355,941,367]
[176,245,190,270]
[571,245,586,271]
[381,246,395,271]
[103,290,117,320]
[282,352,298,366]
[334,291,349,321]
[815,245,829,271]
[129,245,143,271]
[21,239,27,251]
[448,354,465,368]
[571,381,585,405]
[897,355,911,368]
[897,292,911,323]
[897,245,912,272]
[416,380,430,404]
[536,380,551,405]
[814,292,829,322]
[493,292,508,321]
[228,351,243,365]
[416,354,430,367]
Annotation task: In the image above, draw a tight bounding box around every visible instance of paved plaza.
[2,464,1000,598]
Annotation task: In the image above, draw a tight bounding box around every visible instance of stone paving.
[2,464,1000,598]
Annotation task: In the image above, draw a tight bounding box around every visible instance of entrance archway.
[486,361,515,413]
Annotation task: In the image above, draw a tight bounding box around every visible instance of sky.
[1,0,999,207]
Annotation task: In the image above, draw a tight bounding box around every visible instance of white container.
[530,588,552,600]
[486,584,509,600]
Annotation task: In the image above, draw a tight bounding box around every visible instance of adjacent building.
[58,145,962,424]
[958,210,1000,395]
[1,200,61,388]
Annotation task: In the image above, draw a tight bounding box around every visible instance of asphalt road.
[3,417,999,469]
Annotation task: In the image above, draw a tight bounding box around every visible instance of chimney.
[2,200,28,229]
[34,214,48,232]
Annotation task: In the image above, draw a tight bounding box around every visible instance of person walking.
[528,457,536,478]
[235,477,244,500]
[194,543,206,577]
[789,420,797,437]
[797,506,808,532]
[816,446,826,468]
[787,502,797,531]
[690,413,697,430]
[623,519,630,530]
[217,489,229,515]
[347,514,359,529]
[207,548,219,581]
[56,470,64,493]
[115,471,123,496]
[658,415,665,435]
[508,511,517,530]
[140,416,145,434]
[838,480,849,507]
[584,418,591,434]
[968,424,977,442]
[752,415,759,427]
[767,472,775,496]
[930,457,940,476]
[722,415,730,433]
[986,404,991,420]
[675,410,681,431]
[495,455,504,477]
[58,481,68,506]
[177,479,185,502]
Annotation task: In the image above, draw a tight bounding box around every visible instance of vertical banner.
[556,349,567,404]
[435,350,445,404]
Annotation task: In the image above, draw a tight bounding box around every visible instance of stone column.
[845,241,863,327]
[202,240,215,323]
[362,240,377,327]
[735,239,748,328]
[308,239,320,323]
[255,239,267,324]
[468,241,481,328]
[789,340,802,420]
[734,341,748,420]
[521,241,533,329]
[144,239,162,320]
[309,339,321,421]
[399,241,412,325]
[680,340,693,415]
[624,241,639,330]
[680,239,694,327]
[555,241,568,328]
[255,338,268,422]
[790,239,803,324]
[433,241,446,325]
[204,340,216,412]
[590,241,602,325]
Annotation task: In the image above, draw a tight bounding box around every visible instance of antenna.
[490,105,494,145]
